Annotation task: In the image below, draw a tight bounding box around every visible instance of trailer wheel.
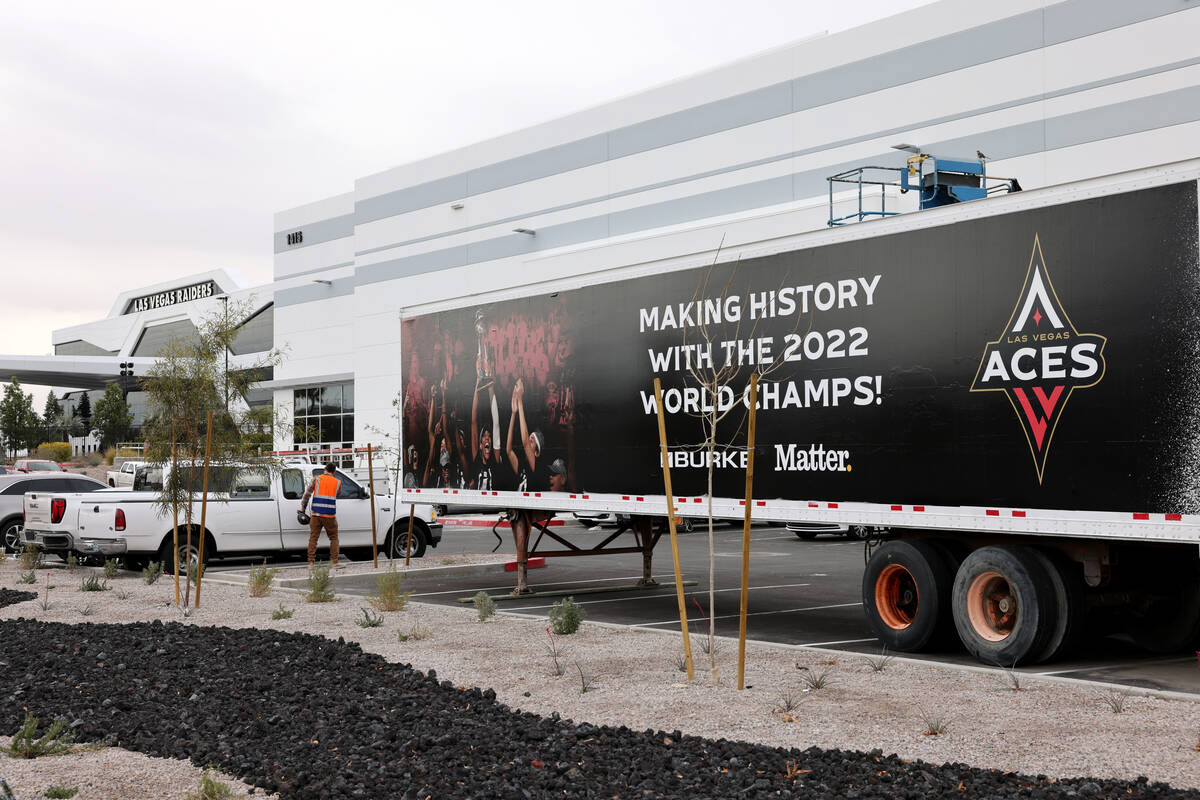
[862,540,953,652]
[1028,549,1086,663]
[952,546,1055,666]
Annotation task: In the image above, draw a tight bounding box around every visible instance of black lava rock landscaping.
[0,619,1194,800]
[0,590,36,607]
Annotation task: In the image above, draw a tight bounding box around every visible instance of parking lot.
[276,517,1200,696]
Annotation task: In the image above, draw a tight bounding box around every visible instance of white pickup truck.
[23,461,442,568]
[105,461,143,488]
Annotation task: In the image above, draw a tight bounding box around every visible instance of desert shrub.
[919,708,950,736]
[864,649,894,673]
[143,561,163,585]
[185,771,235,800]
[18,571,36,584]
[65,552,78,572]
[80,573,109,592]
[549,596,585,635]
[102,559,119,579]
[305,563,336,603]
[399,622,430,641]
[102,447,117,465]
[576,662,599,694]
[271,603,293,620]
[8,713,74,758]
[369,568,410,611]
[248,560,279,598]
[35,442,72,463]
[1102,689,1131,714]
[473,591,496,621]
[83,452,103,467]
[797,666,833,690]
[356,607,384,628]
[44,783,79,798]
[19,543,42,571]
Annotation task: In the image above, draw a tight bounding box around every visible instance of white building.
[16,0,1200,453]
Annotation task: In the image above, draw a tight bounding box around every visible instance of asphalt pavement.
[316,519,1200,695]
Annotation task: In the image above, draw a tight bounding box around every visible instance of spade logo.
[970,236,1107,483]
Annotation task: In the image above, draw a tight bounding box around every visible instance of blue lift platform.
[827,153,1022,226]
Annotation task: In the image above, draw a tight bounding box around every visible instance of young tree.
[142,299,283,606]
[0,379,39,457]
[43,391,63,440]
[676,249,796,682]
[76,391,92,434]
[92,383,133,449]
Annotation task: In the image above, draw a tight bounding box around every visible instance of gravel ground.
[0,736,271,800]
[0,559,1197,797]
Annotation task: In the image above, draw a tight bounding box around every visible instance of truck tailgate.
[77,502,118,537]
[22,492,54,528]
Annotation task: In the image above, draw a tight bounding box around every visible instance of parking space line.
[797,637,877,647]
[502,582,814,611]
[406,573,678,599]
[633,601,862,628]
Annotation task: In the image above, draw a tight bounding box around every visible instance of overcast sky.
[1,0,930,402]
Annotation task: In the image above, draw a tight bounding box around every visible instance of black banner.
[401,181,1200,513]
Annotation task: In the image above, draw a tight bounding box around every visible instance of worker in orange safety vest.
[300,462,341,568]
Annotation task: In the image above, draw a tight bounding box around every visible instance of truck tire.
[793,530,818,541]
[1,518,24,553]
[387,522,427,559]
[862,540,953,652]
[951,545,1055,666]
[1028,549,1086,663]
[159,533,211,576]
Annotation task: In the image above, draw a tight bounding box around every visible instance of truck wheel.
[862,540,953,652]
[387,524,427,559]
[1,519,24,553]
[159,535,210,576]
[1028,549,1086,663]
[952,545,1055,666]
[793,529,818,541]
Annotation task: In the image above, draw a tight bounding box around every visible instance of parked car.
[24,461,442,568]
[0,473,107,552]
[106,461,143,488]
[785,522,884,540]
[12,460,62,474]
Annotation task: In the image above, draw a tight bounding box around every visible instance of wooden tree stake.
[654,377,694,680]
[171,442,180,605]
[367,443,379,568]
[405,504,415,566]
[194,409,214,607]
[737,373,759,690]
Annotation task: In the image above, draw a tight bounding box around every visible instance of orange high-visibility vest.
[311,474,341,517]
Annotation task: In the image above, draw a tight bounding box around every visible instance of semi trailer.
[398,158,1200,666]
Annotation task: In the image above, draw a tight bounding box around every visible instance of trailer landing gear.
[506,511,664,594]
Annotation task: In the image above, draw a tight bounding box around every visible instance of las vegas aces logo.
[970,235,1107,483]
